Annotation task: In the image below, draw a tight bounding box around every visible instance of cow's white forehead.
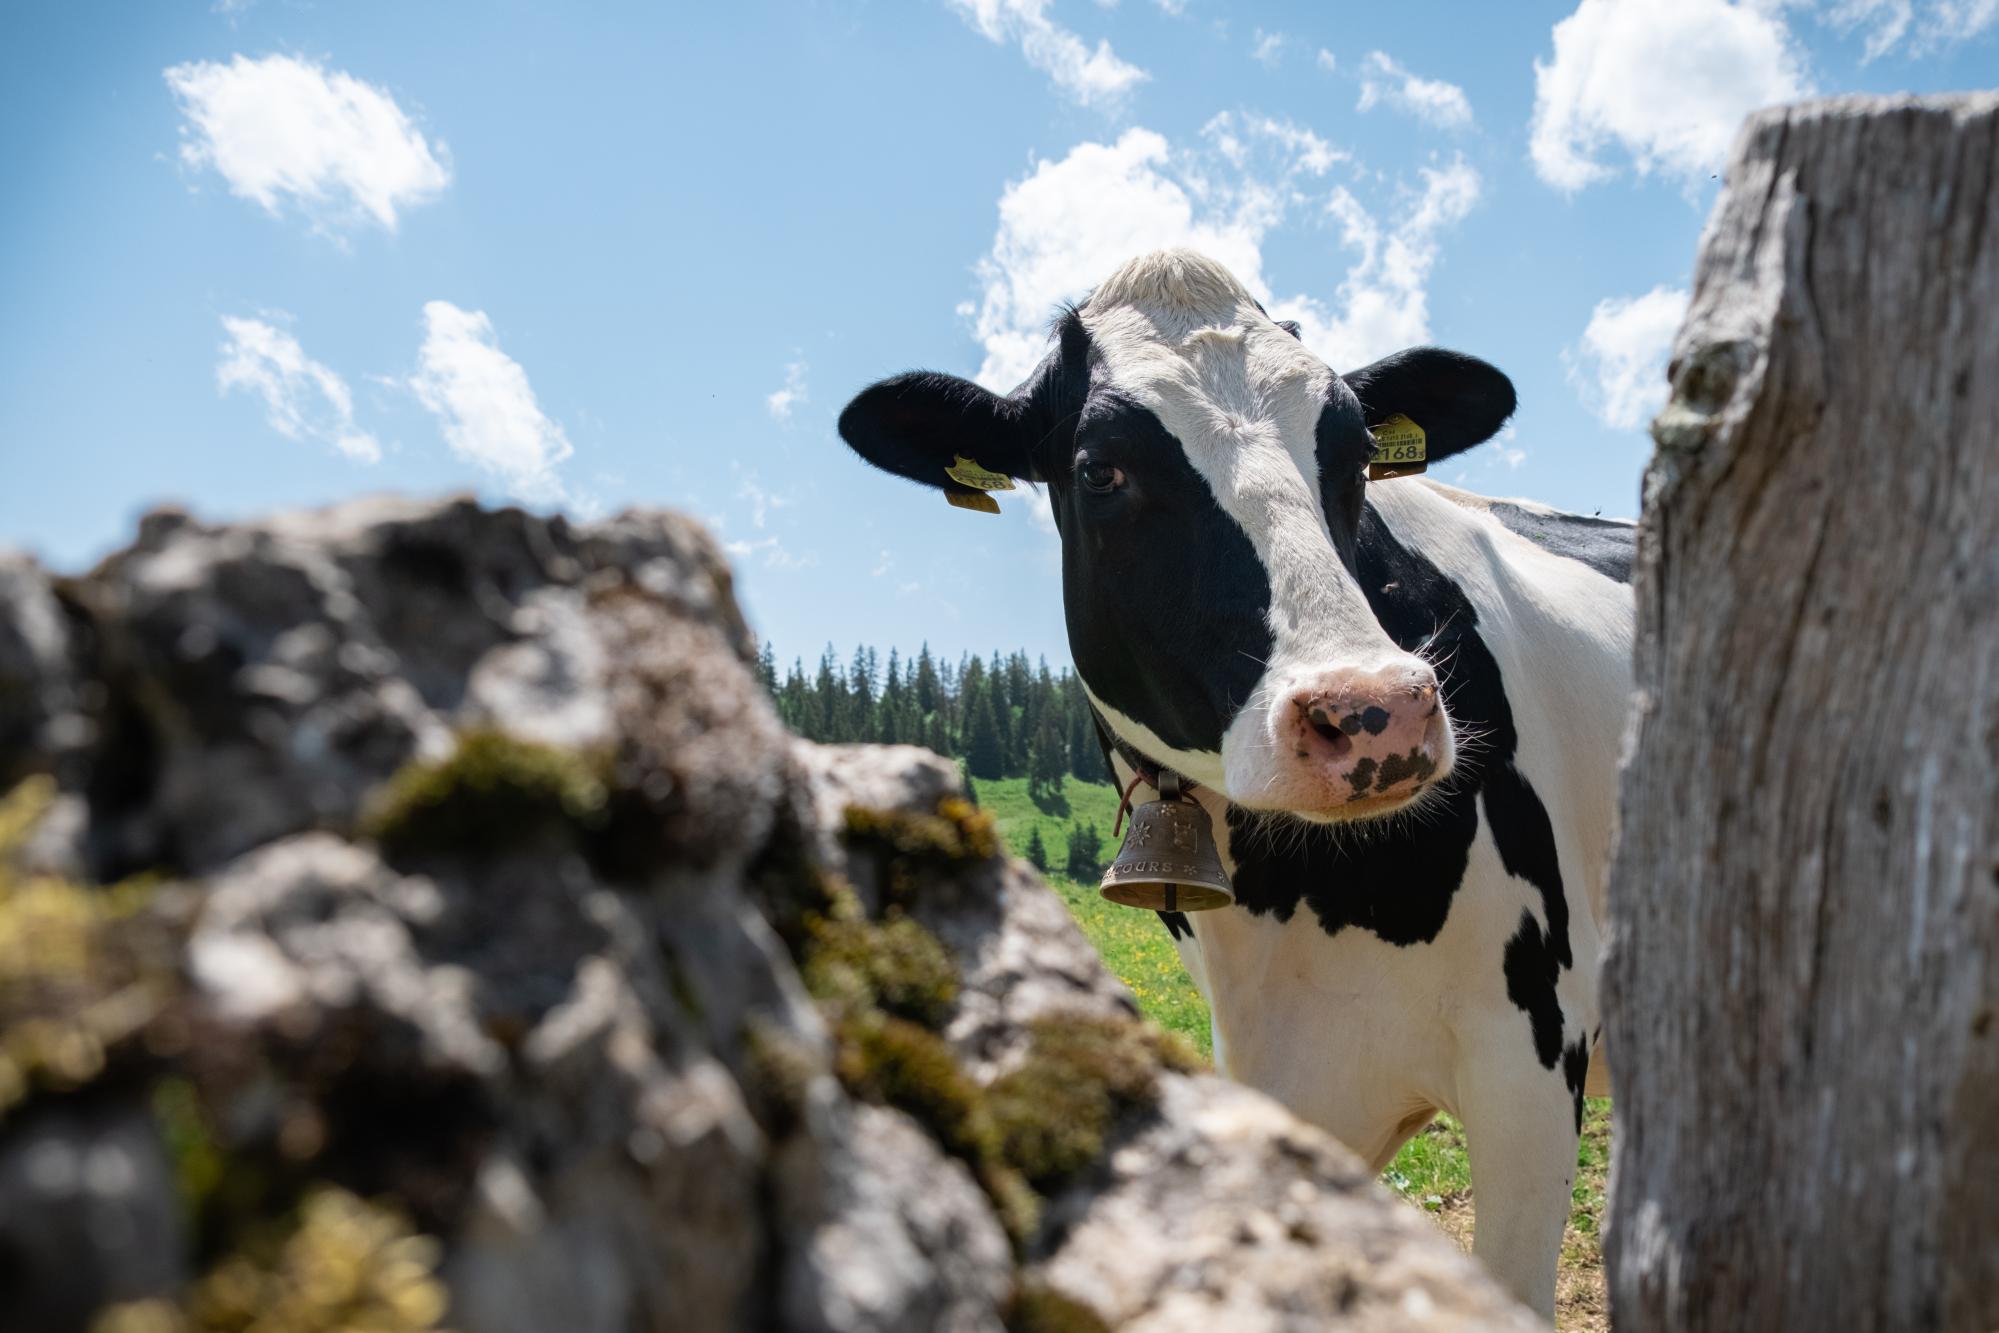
[1080,249,1393,667]
[1082,250,1332,422]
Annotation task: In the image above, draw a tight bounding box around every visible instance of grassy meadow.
[979,772,1611,1331]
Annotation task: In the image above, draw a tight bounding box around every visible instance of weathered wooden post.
[1605,94,1998,1332]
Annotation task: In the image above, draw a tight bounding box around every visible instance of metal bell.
[1100,776,1233,913]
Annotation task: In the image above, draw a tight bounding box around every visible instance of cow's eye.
[1080,460,1125,494]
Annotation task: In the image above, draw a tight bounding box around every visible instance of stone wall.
[0,496,1534,1332]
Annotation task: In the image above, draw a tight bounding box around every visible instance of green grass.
[984,772,1610,1325]
[1383,1112,1473,1209]
[978,775,1213,1056]
[974,773,1125,870]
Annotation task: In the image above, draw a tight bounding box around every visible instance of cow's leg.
[1456,1051,1578,1317]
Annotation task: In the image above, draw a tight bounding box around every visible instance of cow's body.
[1138,478,1632,1312]
[838,250,1634,1316]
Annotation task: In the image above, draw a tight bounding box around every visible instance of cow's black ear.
[837,372,1037,493]
[1343,347,1516,462]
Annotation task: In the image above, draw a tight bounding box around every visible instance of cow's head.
[838,250,1514,823]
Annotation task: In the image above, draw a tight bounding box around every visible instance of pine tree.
[1028,708,1067,802]
[1025,826,1049,872]
[848,645,877,741]
[780,657,808,732]
[879,648,905,745]
[814,646,843,743]
[755,640,779,693]
[961,675,1005,780]
[913,644,940,716]
[1065,677,1111,782]
[1065,821,1105,880]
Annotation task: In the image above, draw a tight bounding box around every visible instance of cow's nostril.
[1305,704,1355,757]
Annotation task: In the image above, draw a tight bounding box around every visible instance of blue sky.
[3,1,1993,670]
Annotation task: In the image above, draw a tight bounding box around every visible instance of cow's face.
[839,250,1514,823]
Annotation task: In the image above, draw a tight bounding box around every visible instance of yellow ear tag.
[946,489,1001,515]
[1367,414,1428,481]
[945,455,1017,492]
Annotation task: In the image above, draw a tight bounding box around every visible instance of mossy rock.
[842,797,1002,902]
[0,776,174,1119]
[739,1017,820,1137]
[830,1010,1041,1247]
[363,729,609,863]
[1004,1279,1113,1333]
[92,1186,449,1333]
[989,1012,1187,1195]
[802,912,959,1030]
[834,1011,1000,1168]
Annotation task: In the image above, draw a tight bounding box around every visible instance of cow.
[836,249,1633,1316]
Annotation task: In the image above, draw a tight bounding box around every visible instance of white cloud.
[965,128,1266,389]
[165,54,449,234]
[1826,0,1999,57]
[1202,111,1347,176]
[766,360,808,421]
[1529,0,1811,192]
[724,535,816,571]
[1251,28,1287,66]
[216,315,379,463]
[1356,51,1474,129]
[1316,48,1337,71]
[737,472,792,529]
[1565,285,1688,429]
[409,301,574,503]
[1270,158,1483,372]
[962,123,1480,391]
[946,0,1148,108]
[1153,0,1187,12]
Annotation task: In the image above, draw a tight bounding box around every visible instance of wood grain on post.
[1604,94,1999,1332]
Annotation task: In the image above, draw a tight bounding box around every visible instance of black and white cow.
[837,250,1632,1316]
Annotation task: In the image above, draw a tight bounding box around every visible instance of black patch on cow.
[1052,389,1277,755]
[1158,910,1193,941]
[1225,506,1576,998]
[1562,1039,1591,1135]
[837,310,1093,494]
[1344,347,1517,462]
[1486,502,1635,584]
[1503,909,1566,1070]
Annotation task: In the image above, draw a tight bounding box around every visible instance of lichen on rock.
[93,1186,449,1333]
[0,776,174,1118]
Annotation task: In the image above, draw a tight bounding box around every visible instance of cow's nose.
[1285,666,1447,807]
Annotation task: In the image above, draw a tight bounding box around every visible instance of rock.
[1039,1079,1538,1332]
[0,550,84,791]
[0,1098,186,1331]
[0,496,1533,1331]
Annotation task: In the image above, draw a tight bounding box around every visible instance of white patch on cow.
[1080,249,1443,811]
[1085,684,1226,789]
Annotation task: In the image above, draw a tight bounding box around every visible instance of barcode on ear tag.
[946,455,1017,491]
[1367,414,1428,481]
[946,489,1001,514]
